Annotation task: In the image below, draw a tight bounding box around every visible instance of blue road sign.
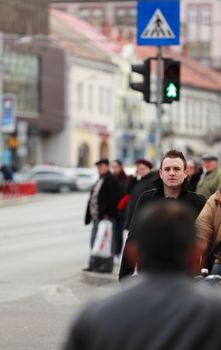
[1,94,16,133]
[137,0,180,46]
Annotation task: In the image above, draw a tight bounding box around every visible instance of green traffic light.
[166,83,177,98]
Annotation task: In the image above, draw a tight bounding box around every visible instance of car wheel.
[59,184,71,193]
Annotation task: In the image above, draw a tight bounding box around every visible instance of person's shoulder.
[193,281,221,311]
[187,191,206,204]
[138,188,158,203]
[140,188,158,197]
[77,277,144,322]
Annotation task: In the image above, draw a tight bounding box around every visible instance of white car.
[71,167,98,191]
[26,165,77,193]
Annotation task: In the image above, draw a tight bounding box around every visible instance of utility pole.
[0,33,3,166]
[156,46,162,166]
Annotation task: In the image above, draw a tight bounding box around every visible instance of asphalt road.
[0,192,118,350]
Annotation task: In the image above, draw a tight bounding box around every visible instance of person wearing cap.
[119,150,206,280]
[84,158,121,273]
[196,154,221,199]
[123,158,158,231]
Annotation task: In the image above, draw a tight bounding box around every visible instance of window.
[106,88,112,115]
[201,7,210,26]
[3,50,39,114]
[92,9,103,26]
[128,8,136,26]
[186,4,211,43]
[116,9,126,25]
[99,87,104,114]
[79,9,90,21]
[88,85,93,111]
[77,82,83,110]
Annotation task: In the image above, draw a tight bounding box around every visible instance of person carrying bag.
[83,159,121,273]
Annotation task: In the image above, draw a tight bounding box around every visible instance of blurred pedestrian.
[196,154,221,199]
[111,159,128,262]
[64,201,221,350]
[123,159,158,230]
[0,165,14,181]
[119,150,206,280]
[197,188,221,274]
[186,159,202,191]
[84,158,121,273]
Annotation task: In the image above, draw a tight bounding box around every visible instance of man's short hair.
[134,201,196,272]
[160,150,187,170]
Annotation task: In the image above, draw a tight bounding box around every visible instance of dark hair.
[160,150,187,170]
[135,158,153,169]
[113,159,123,167]
[134,201,196,272]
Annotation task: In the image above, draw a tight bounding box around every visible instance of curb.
[81,270,118,286]
[63,269,119,290]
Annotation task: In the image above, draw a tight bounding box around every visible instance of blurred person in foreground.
[186,159,202,191]
[84,158,121,273]
[63,201,221,350]
[119,150,206,280]
[197,188,221,274]
[111,160,128,262]
[196,154,221,199]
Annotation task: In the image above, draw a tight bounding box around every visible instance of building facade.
[51,0,221,70]
[180,0,221,70]
[2,39,65,168]
[48,8,118,167]
[0,0,48,35]
[50,0,136,40]
[0,1,67,168]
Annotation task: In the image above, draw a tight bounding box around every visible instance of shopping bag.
[91,219,113,258]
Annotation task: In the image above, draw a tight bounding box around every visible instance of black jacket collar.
[153,177,191,196]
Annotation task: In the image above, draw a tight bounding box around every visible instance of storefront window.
[3,50,39,114]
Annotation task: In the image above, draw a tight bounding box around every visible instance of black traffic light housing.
[130,59,150,103]
[163,59,180,103]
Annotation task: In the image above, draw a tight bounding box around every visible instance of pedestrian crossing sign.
[137,0,180,46]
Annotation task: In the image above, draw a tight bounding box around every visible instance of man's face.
[159,157,187,189]
[202,160,217,173]
[186,160,196,177]
[111,162,122,175]
[97,164,109,176]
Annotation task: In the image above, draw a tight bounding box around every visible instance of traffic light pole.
[156,46,162,166]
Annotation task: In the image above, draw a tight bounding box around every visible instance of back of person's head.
[134,201,196,273]
[160,150,187,170]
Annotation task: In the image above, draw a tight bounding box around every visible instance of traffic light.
[163,59,180,103]
[130,59,150,103]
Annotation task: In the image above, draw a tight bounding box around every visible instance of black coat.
[188,170,202,192]
[64,273,221,350]
[85,171,121,225]
[124,171,159,230]
[119,178,206,280]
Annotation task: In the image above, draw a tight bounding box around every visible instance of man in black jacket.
[119,150,206,280]
[84,158,121,273]
[64,201,221,350]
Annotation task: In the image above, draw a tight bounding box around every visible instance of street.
[0,193,118,350]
